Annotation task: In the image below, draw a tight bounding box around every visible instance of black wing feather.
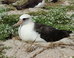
[34,23,72,42]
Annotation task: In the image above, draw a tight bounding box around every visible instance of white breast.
[18,22,46,42]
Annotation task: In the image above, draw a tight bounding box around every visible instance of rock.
[1,37,74,58]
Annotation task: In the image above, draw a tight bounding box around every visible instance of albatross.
[15,0,45,10]
[13,14,72,42]
[2,0,46,10]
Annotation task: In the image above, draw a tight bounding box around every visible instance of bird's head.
[13,14,32,26]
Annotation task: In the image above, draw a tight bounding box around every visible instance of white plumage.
[15,14,46,42]
[35,0,45,8]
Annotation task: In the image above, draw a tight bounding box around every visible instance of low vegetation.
[0,13,19,40]
[0,0,74,40]
[0,46,11,58]
[30,7,74,30]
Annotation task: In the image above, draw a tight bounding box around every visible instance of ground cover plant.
[0,14,19,40]
[30,7,74,30]
[0,0,74,40]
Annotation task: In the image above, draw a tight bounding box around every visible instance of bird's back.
[35,23,72,42]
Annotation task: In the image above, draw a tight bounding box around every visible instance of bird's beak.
[13,20,23,27]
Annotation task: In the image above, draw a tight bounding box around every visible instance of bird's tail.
[59,30,72,37]
[62,30,72,34]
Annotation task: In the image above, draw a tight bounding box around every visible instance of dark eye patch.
[23,18,29,20]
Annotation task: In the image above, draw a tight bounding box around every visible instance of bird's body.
[13,14,72,42]
[18,22,46,42]
[15,0,45,10]
[34,23,72,42]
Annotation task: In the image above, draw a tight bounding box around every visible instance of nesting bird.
[2,0,45,10]
[14,0,46,10]
[13,14,72,42]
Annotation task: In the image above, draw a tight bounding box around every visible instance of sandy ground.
[0,33,73,58]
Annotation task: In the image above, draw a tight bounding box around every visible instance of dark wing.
[27,0,42,8]
[34,23,57,42]
[34,23,72,42]
[15,0,43,10]
[34,23,56,34]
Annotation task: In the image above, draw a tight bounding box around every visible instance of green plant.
[1,15,19,25]
[0,6,14,20]
[72,56,74,58]
[0,14,19,40]
[44,5,68,11]
[66,5,74,11]
[0,7,12,13]
[0,46,10,58]
[30,8,73,31]
[32,8,71,24]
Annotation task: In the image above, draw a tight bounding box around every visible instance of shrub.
[0,14,19,40]
[32,7,74,31]
[0,7,12,13]
[0,24,13,40]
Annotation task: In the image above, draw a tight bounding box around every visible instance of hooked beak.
[13,20,23,27]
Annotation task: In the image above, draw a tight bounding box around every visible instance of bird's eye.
[23,18,26,20]
[23,18,29,20]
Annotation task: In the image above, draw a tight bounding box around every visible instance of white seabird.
[13,14,72,42]
[13,14,46,42]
